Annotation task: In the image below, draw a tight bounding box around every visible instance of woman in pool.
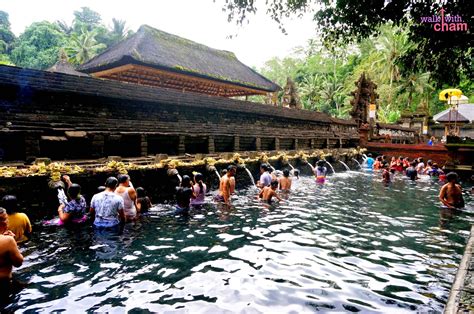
[136,187,152,215]
[314,160,327,184]
[175,175,195,214]
[190,172,206,208]
[57,184,88,225]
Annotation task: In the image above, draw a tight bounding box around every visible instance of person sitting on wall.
[439,172,465,209]
[175,175,195,215]
[257,164,272,188]
[215,165,237,205]
[259,180,283,204]
[1,196,32,243]
[57,183,87,225]
[0,207,24,305]
[279,169,292,191]
[115,174,137,222]
[90,177,125,229]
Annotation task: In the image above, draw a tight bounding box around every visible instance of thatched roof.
[79,25,280,92]
[48,60,89,77]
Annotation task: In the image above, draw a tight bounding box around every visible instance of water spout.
[338,160,350,171]
[214,170,221,180]
[287,163,295,171]
[362,154,368,161]
[269,164,276,172]
[243,166,256,186]
[325,161,336,174]
[352,158,362,169]
[177,174,182,184]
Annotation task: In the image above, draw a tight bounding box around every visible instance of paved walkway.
[445,225,474,313]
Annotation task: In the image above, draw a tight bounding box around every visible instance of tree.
[0,11,15,54]
[10,21,66,69]
[65,27,106,64]
[397,71,434,111]
[73,7,101,31]
[221,0,473,87]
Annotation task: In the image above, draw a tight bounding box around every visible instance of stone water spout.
[167,168,182,184]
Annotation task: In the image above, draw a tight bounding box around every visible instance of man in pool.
[215,165,237,204]
[259,180,283,203]
[439,172,465,209]
[279,169,292,190]
[90,177,125,228]
[366,153,375,169]
[0,208,23,304]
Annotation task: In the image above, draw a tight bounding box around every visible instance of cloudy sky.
[2,0,317,68]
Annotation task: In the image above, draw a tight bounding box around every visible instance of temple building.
[78,25,280,97]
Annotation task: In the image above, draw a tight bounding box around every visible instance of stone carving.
[282,77,301,109]
[349,73,378,127]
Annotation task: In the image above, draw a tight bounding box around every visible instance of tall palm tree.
[108,18,128,45]
[65,27,106,64]
[398,71,434,111]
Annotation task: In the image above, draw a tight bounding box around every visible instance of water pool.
[6,171,474,313]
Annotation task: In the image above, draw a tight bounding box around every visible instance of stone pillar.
[234,136,240,152]
[310,139,315,149]
[208,136,215,154]
[140,134,148,157]
[326,138,330,148]
[339,138,343,148]
[90,133,105,158]
[359,126,369,147]
[255,137,261,151]
[24,132,41,159]
[178,135,186,155]
[294,139,299,150]
[274,137,280,151]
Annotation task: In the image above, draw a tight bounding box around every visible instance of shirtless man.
[216,165,237,204]
[439,172,465,209]
[279,169,292,190]
[0,207,24,303]
[259,180,283,203]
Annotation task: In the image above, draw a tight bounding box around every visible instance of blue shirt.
[366,157,375,168]
[63,196,87,219]
[91,191,124,228]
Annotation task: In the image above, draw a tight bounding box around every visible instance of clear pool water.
[6,171,474,312]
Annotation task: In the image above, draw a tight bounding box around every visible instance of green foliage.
[73,7,101,32]
[64,27,106,64]
[10,21,66,69]
[221,0,473,88]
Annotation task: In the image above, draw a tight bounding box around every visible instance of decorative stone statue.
[349,73,378,127]
[282,77,301,109]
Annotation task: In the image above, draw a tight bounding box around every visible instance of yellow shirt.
[8,213,32,243]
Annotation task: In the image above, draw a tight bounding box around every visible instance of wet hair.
[105,177,118,189]
[227,165,237,172]
[136,187,146,198]
[283,169,290,177]
[376,156,382,161]
[118,174,130,184]
[221,169,227,176]
[367,153,372,157]
[398,156,403,160]
[181,175,192,188]
[293,169,300,177]
[97,186,106,193]
[446,172,459,183]
[270,180,279,188]
[432,163,439,169]
[418,157,423,162]
[427,160,433,166]
[67,183,81,200]
[317,160,326,167]
[260,164,269,171]
[410,161,417,167]
[1,195,18,215]
[194,172,204,195]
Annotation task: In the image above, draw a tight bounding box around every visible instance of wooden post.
[234,136,240,152]
[255,137,261,151]
[140,134,148,157]
[274,137,280,151]
[178,135,186,155]
[208,136,215,154]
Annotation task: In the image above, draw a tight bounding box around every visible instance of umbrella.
[449,95,469,104]
[439,88,462,102]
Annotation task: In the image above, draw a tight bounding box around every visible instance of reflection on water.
[6,172,474,312]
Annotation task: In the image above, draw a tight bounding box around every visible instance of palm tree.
[319,75,345,114]
[108,18,128,45]
[397,71,434,111]
[65,27,106,64]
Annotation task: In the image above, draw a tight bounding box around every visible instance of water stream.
[338,160,351,171]
[352,158,362,169]
[243,166,256,186]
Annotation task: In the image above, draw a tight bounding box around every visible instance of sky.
[1,0,317,68]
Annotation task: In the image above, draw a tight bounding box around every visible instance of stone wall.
[0,65,359,162]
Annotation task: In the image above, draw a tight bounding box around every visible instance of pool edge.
[445,224,474,314]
